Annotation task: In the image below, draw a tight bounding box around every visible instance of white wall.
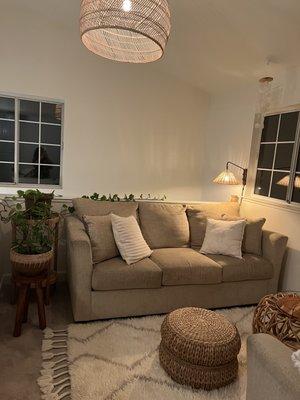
[202,68,300,292]
[0,2,209,201]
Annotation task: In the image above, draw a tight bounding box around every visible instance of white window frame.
[246,104,300,210]
[0,93,64,189]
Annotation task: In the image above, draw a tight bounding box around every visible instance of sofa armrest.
[246,334,300,400]
[65,215,93,321]
[262,230,288,292]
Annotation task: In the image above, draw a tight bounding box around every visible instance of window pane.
[41,103,62,124]
[0,120,14,141]
[278,112,298,142]
[40,145,60,165]
[41,124,61,144]
[20,100,39,122]
[19,122,39,143]
[270,171,288,200]
[257,144,275,169]
[0,97,15,119]
[40,165,60,185]
[19,143,39,163]
[274,143,293,171]
[0,163,14,182]
[0,142,14,162]
[254,170,271,196]
[19,164,38,184]
[296,150,300,173]
[292,174,300,203]
[261,115,279,142]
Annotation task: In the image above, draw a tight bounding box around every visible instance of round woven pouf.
[159,307,241,390]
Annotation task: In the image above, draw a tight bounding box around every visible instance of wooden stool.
[13,272,47,337]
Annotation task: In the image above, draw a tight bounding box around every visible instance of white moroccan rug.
[38,307,254,400]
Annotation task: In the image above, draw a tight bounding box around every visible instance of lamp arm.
[226,161,248,186]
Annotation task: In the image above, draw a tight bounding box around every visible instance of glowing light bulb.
[122,0,132,12]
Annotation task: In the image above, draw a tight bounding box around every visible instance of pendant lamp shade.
[80,0,171,63]
[213,170,239,185]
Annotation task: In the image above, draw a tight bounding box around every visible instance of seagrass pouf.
[159,307,241,390]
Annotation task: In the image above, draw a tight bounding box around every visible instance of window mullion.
[14,98,19,185]
[287,112,300,203]
[267,114,281,197]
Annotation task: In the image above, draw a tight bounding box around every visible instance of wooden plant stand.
[13,272,47,337]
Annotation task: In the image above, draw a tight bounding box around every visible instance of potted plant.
[0,192,56,276]
[17,189,54,211]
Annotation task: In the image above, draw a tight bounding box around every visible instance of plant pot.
[25,193,54,210]
[10,249,53,277]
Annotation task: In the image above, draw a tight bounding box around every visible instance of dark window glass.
[296,151,300,173]
[40,145,60,165]
[254,170,271,196]
[292,174,300,203]
[261,115,279,142]
[274,143,294,171]
[19,122,39,143]
[257,144,275,169]
[0,163,14,182]
[0,97,15,119]
[0,120,14,141]
[41,103,62,124]
[20,100,39,122]
[19,143,39,163]
[41,125,61,144]
[19,164,38,184]
[278,112,298,142]
[40,166,60,185]
[0,142,14,162]
[270,172,288,200]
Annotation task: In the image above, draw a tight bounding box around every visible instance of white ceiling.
[4,0,300,93]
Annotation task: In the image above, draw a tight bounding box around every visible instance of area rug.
[38,306,254,400]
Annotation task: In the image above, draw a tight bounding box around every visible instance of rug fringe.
[38,328,71,400]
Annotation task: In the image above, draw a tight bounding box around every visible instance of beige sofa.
[66,199,288,322]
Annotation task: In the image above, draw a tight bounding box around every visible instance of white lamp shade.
[213,170,239,185]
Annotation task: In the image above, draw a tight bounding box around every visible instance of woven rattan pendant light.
[80,0,171,63]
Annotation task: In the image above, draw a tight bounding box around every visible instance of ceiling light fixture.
[80,0,171,63]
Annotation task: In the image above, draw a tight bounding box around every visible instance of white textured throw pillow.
[111,213,152,265]
[200,218,246,259]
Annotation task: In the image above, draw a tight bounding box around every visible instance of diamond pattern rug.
[38,306,254,400]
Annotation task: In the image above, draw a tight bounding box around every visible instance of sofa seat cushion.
[206,254,273,282]
[150,248,222,286]
[92,257,162,291]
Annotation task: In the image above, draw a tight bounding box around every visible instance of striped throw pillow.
[111,214,153,265]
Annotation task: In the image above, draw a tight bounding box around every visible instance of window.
[0,95,63,187]
[254,110,300,204]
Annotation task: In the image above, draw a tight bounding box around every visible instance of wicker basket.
[253,292,300,350]
[159,308,241,390]
[10,249,53,276]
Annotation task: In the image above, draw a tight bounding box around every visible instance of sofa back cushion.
[187,202,240,250]
[72,198,138,220]
[138,202,189,249]
[83,215,119,263]
[222,216,266,256]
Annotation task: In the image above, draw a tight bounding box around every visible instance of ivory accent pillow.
[83,215,119,263]
[200,218,246,259]
[111,214,153,265]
